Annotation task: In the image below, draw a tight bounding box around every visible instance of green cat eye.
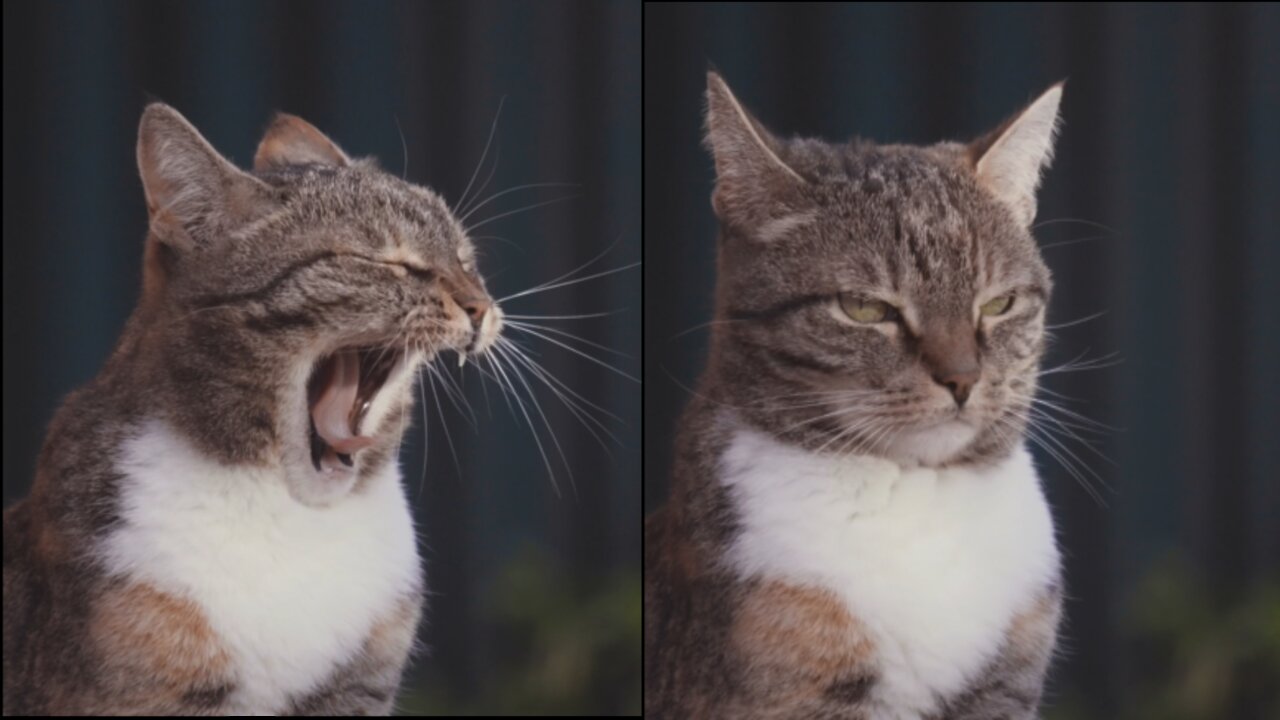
[840,296,897,324]
[980,295,1015,317]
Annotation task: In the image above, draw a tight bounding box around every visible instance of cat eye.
[980,295,1015,317]
[839,295,899,324]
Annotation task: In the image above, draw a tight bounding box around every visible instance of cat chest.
[720,430,1059,711]
[100,423,421,713]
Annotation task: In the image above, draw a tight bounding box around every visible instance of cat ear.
[254,113,351,171]
[968,82,1064,228]
[704,71,809,236]
[137,103,271,248]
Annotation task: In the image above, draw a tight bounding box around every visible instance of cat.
[645,72,1065,719]
[3,104,502,714]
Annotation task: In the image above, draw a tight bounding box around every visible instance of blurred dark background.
[3,0,639,714]
[646,3,1279,719]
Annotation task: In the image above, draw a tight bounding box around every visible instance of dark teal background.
[3,0,639,713]
[645,3,1280,717]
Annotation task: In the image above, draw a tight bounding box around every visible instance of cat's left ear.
[968,82,1064,228]
[254,113,351,171]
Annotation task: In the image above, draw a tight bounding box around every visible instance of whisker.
[817,415,881,456]
[470,234,526,255]
[1031,217,1120,235]
[481,352,517,419]
[1038,349,1123,377]
[1026,396,1121,433]
[491,340,568,491]
[487,344,560,496]
[1024,407,1115,466]
[1040,234,1113,251]
[497,261,641,304]
[396,350,412,496]
[779,405,870,435]
[464,194,579,234]
[1045,310,1109,331]
[503,311,623,321]
[458,182,580,224]
[425,362,477,432]
[499,340,621,452]
[423,365,463,481]
[505,321,632,358]
[458,145,501,220]
[416,348,431,498]
[496,236,624,303]
[497,338,624,424]
[393,114,409,181]
[503,323,637,382]
[455,96,505,215]
[1009,414,1109,506]
[667,318,749,341]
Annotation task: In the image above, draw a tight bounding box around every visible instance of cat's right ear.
[967,82,1064,228]
[253,113,351,171]
[137,103,271,249]
[704,72,809,237]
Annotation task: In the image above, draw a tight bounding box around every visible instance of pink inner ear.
[254,114,350,171]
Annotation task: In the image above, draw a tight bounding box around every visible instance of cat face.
[703,73,1062,467]
[136,106,502,504]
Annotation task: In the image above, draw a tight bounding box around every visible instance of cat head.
[133,104,502,504]
[702,72,1062,467]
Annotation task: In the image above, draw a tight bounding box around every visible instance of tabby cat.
[3,104,501,714]
[645,72,1066,719]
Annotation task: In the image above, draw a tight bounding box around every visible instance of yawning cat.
[3,104,501,714]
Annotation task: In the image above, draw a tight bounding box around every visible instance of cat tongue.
[311,350,377,455]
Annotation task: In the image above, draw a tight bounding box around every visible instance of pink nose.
[918,321,981,408]
[459,296,490,329]
[931,367,980,406]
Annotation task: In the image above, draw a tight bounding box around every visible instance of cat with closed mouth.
[3,105,502,714]
[645,72,1066,719]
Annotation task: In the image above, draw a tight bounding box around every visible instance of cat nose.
[919,322,981,407]
[932,367,980,407]
[458,296,491,329]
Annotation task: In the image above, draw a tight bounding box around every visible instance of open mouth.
[306,346,403,473]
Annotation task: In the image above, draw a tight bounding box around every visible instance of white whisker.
[502,323,638,382]
[505,321,632,358]
[463,194,578,234]
[455,96,505,215]
[498,262,641,304]
[487,345,560,495]
[1045,310,1109,331]
[504,311,623,321]
[458,182,579,224]
[499,339,622,452]
[423,365,463,481]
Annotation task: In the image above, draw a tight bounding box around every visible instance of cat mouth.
[306,347,403,473]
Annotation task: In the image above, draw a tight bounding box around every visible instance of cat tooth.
[458,353,467,369]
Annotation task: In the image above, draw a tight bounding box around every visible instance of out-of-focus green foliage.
[1047,559,1280,720]
[397,547,641,716]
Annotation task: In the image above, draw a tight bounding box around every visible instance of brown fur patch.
[1010,588,1055,641]
[36,523,66,562]
[733,580,875,702]
[364,594,421,663]
[1006,584,1062,661]
[92,582,230,690]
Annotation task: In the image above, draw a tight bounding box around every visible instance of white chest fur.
[720,427,1059,716]
[100,421,421,713]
